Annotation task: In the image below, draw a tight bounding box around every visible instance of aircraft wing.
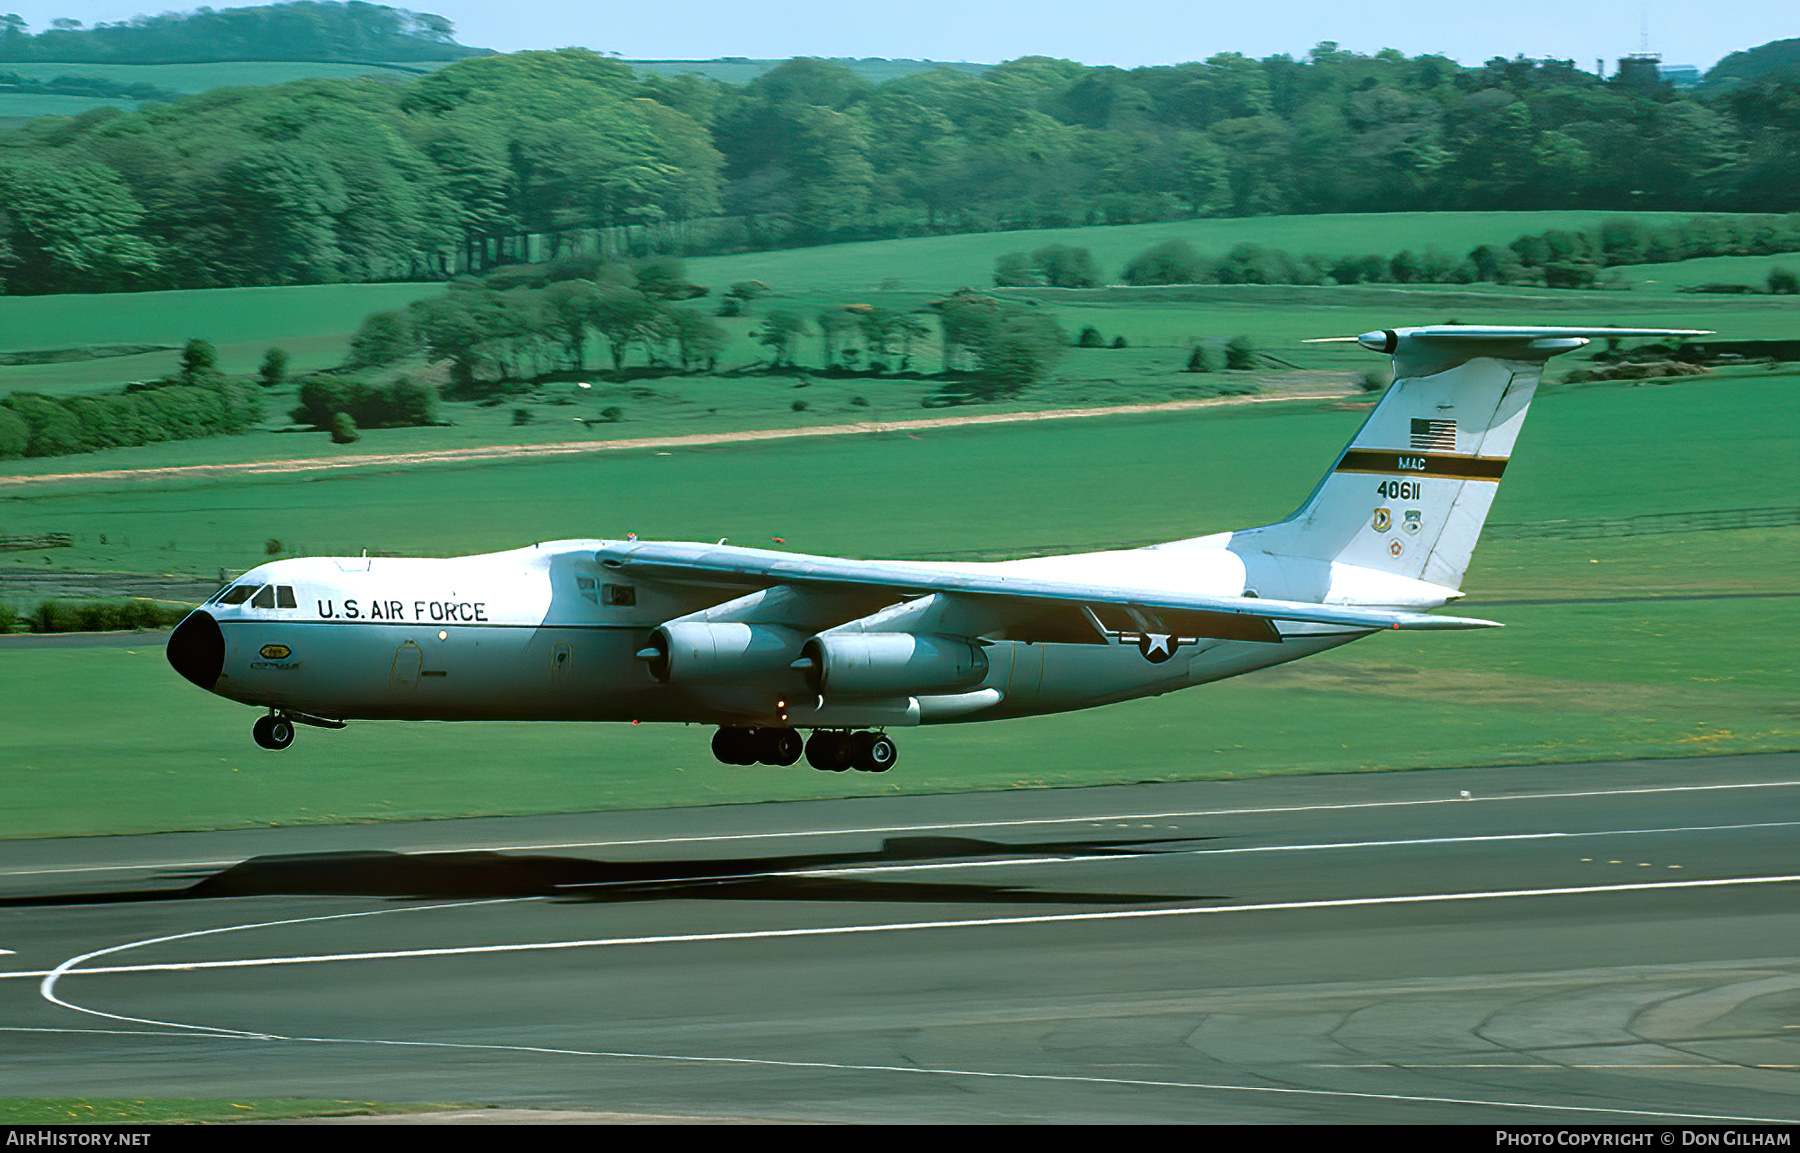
[596,541,1498,642]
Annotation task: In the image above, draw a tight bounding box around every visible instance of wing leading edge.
[595,541,1499,638]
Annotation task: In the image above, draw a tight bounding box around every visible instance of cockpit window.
[219,584,261,605]
[251,586,276,609]
[276,586,297,609]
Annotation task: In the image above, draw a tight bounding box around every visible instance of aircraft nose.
[166,610,224,690]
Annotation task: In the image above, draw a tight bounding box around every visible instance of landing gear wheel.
[805,730,853,772]
[252,714,295,751]
[851,731,897,773]
[756,727,803,766]
[711,726,758,765]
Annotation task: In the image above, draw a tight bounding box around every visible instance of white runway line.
[11,873,1797,983]
[458,779,1800,854]
[789,820,1800,876]
[30,899,513,1034]
[3,777,1796,881]
[5,820,1787,898]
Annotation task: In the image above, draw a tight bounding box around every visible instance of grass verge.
[0,1098,475,1124]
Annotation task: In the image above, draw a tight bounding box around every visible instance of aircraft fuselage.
[173,541,1365,731]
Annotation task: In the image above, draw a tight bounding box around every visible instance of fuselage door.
[391,640,423,691]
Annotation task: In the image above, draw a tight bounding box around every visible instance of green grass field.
[2,370,1794,839]
[0,61,449,127]
[0,281,451,422]
[0,92,144,120]
[1614,253,1800,291]
[3,211,1795,840]
[2,249,1791,480]
[2,208,1790,415]
[684,211,1732,296]
[0,281,445,366]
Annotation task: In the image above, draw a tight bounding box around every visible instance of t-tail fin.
[1230,326,1708,592]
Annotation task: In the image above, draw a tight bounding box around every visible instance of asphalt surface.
[2,754,1796,1124]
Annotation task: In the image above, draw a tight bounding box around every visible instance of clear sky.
[9,1,1793,72]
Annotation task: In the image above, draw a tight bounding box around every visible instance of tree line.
[0,69,180,103]
[353,255,1069,398]
[0,3,479,64]
[356,255,730,391]
[0,340,264,458]
[5,41,1800,295]
[997,214,1800,290]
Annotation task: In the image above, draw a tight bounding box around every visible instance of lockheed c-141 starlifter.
[168,325,1705,772]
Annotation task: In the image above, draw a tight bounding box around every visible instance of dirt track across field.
[0,391,1354,490]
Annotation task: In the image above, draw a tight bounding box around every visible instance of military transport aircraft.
[168,325,1704,773]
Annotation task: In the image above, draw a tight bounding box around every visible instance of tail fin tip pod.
[1238,325,1710,595]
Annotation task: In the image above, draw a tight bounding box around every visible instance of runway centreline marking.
[438,780,1800,855]
[4,778,1796,880]
[539,820,1800,887]
[9,873,1797,983]
[787,820,1800,877]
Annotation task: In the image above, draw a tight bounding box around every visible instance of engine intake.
[640,622,802,684]
[797,633,988,697]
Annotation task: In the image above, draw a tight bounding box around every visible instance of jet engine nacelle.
[642,622,803,684]
[799,633,988,697]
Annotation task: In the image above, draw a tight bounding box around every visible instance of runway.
[2,753,1796,1124]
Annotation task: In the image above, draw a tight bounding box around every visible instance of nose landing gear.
[252,714,295,750]
[248,710,343,749]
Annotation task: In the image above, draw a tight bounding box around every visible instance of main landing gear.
[711,727,897,773]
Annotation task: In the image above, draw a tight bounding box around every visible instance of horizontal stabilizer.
[1305,325,1712,355]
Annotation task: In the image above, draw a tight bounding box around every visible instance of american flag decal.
[1410,418,1457,451]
